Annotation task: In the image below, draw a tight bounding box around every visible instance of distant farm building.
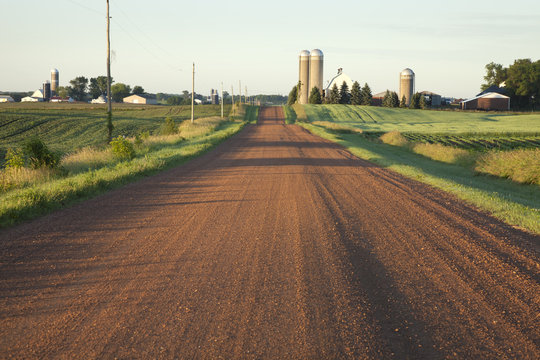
[461,92,510,111]
[31,89,45,101]
[21,96,39,102]
[419,91,442,107]
[477,85,507,97]
[50,96,74,103]
[371,91,387,106]
[91,95,107,104]
[0,95,15,103]
[123,94,157,105]
[325,69,354,99]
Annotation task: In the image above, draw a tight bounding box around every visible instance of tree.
[410,92,421,109]
[88,76,110,99]
[390,91,400,108]
[287,84,298,105]
[419,94,427,109]
[350,81,362,105]
[166,96,183,105]
[400,95,407,108]
[329,83,340,104]
[361,83,372,105]
[132,85,145,95]
[339,81,350,104]
[56,86,69,98]
[481,62,507,91]
[308,86,322,104]
[67,76,88,101]
[382,90,391,107]
[505,59,540,108]
[111,83,132,102]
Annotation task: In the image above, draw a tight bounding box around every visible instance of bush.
[380,131,409,147]
[160,117,179,135]
[110,136,135,160]
[4,148,25,169]
[23,138,58,169]
[475,148,540,185]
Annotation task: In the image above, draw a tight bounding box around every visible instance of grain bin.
[309,49,324,100]
[51,69,59,93]
[298,50,310,104]
[399,68,415,106]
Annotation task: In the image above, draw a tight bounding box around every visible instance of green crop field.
[0,103,231,159]
[302,104,540,134]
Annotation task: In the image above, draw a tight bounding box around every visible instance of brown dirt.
[1,107,539,359]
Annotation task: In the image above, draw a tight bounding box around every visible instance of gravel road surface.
[1,107,539,359]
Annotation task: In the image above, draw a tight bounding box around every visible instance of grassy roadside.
[0,117,248,229]
[298,122,540,234]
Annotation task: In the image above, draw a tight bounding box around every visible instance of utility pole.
[106,0,113,142]
[191,62,195,123]
[231,85,234,116]
[239,80,242,104]
[220,82,224,119]
[245,86,248,105]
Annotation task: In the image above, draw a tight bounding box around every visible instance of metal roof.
[310,49,323,57]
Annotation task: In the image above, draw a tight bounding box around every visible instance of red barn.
[461,92,510,111]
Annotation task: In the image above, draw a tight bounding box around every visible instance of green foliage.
[4,148,25,169]
[287,84,298,105]
[329,84,340,104]
[308,87,322,104]
[110,136,135,160]
[382,91,391,107]
[410,93,421,109]
[132,86,145,95]
[400,95,407,108]
[160,117,179,135]
[67,76,89,101]
[339,81,350,104]
[481,62,507,91]
[107,111,114,143]
[23,138,58,169]
[351,81,362,105]
[56,86,69,98]
[361,83,372,106]
[111,83,132,102]
[89,76,111,99]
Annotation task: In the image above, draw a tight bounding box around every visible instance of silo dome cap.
[310,49,324,57]
[401,68,414,76]
[51,68,59,73]
[299,50,310,57]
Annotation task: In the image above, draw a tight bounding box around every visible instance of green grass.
[303,104,540,134]
[282,105,297,124]
[0,118,245,229]
[297,120,540,235]
[0,103,231,160]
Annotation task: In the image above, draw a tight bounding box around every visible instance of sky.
[1,0,539,98]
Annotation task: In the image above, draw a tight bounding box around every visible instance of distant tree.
[132,86,145,95]
[419,94,427,109]
[361,83,372,105]
[67,76,88,101]
[166,96,183,105]
[339,81,350,104]
[56,86,69,98]
[111,83,132,102]
[88,76,110,99]
[287,84,298,105]
[350,81,362,105]
[382,90,391,107]
[308,86,322,104]
[390,91,400,107]
[481,62,507,91]
[329,83,340,104]
[505,59,540,109]
[400,95,407,108]
[410,92,421,109]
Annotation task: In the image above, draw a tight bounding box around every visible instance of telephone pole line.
[191,63,195,123]
[106,0,113,141]
[221,82,224,119]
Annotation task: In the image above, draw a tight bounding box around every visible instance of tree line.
[56,76,145,102]
[288,81,373,106]
[481,58,539,109]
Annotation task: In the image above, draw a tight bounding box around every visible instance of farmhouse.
[325,69,354,99]
[0,95,15,103]
[461,92,510,111]
[123,94,158,105]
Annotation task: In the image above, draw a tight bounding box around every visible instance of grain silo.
[399,68,415,106]
[51,69,59,93]
[298,50,310,104]
[309,49,324,99]
[43,81,51,100]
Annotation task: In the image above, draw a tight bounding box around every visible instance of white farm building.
[324,69,354,98]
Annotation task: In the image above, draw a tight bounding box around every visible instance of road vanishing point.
[1,107,539,359]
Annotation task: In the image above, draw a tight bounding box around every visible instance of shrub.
[110,136,135,160]
[160,117,179,135]
[380,131,409,147]
[475,148,540,185]
[4,148,25,169]
[23,137,58,169]
[61,147,115,173]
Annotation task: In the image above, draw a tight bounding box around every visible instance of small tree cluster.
[410,93,421,109]
[309,87,322,104]
[382,91,399,107]
[160,117,179,135]
[361,83,372,105]
[288,83,298,105]
[110,136,135,160]
[350,81,362,105]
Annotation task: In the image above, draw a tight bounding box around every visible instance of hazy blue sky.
[2,0,539,98]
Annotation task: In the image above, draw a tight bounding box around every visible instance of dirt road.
[1,107,539,359]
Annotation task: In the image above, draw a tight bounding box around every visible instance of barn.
[123,94,158,105]
[461,92,510,111]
